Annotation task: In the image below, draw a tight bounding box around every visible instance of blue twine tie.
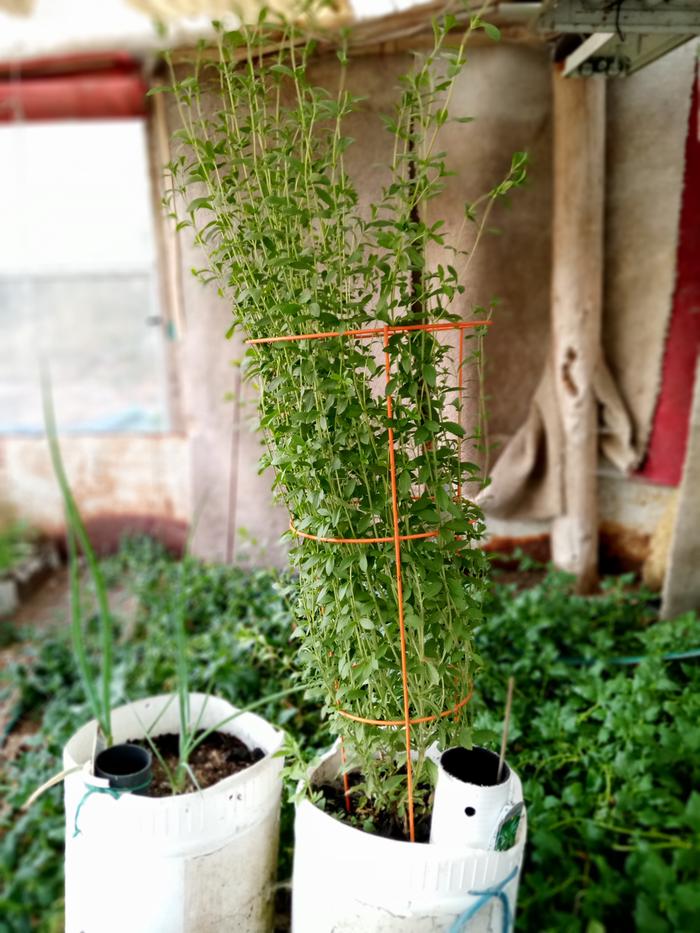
[73,780,151,838]
[448,865,519,933]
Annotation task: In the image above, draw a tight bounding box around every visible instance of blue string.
[73,780,151,838]
[448,866,519,933]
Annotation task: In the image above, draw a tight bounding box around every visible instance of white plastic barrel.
[292,743,527,932]
[63,693,284,933]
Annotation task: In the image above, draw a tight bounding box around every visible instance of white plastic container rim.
[63,692,284,859]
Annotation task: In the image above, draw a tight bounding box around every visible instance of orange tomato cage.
[247,319,491,841]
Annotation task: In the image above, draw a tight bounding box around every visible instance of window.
[0,118,169,433]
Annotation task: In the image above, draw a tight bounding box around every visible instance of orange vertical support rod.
[383,327,416,843]
[339,736,351,813]
[457,327,464,501]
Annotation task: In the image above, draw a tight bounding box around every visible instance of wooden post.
[550,70,606,594]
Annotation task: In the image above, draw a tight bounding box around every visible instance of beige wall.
[0,433,190,549]
[2,39,693,572]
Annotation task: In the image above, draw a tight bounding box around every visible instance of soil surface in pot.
[135,731,265,797]
[318,770,432,843]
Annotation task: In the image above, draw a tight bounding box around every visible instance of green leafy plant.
[42,384,297,796]
[161,1,526,834]
[42,376,114,745]
[125,539,302,795]
[0,521,35,577]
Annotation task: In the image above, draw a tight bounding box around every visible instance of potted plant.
[37,384,287,933]
[163,2,528,928]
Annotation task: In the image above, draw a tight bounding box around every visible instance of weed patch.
[1,545,698,931]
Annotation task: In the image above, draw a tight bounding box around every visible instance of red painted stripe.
[637,67,700,486]
[0,51,140,80]
[0,71,147,121]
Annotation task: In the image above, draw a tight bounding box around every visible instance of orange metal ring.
[245,319,491,346]
[336,686,473,728]
[247,318,490,842]
[288,518,439,545]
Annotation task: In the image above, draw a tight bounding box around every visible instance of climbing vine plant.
[161,1,527,834]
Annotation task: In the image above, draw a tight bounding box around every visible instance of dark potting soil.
[134,731,265,797]
[317,770,433,843]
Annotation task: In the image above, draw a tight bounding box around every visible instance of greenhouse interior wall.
[0,35,697,586]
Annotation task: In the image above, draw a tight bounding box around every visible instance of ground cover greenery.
[1,540,699,932]
[475,570,700,932]
[0,539,318,933]
[0,523,35,577]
